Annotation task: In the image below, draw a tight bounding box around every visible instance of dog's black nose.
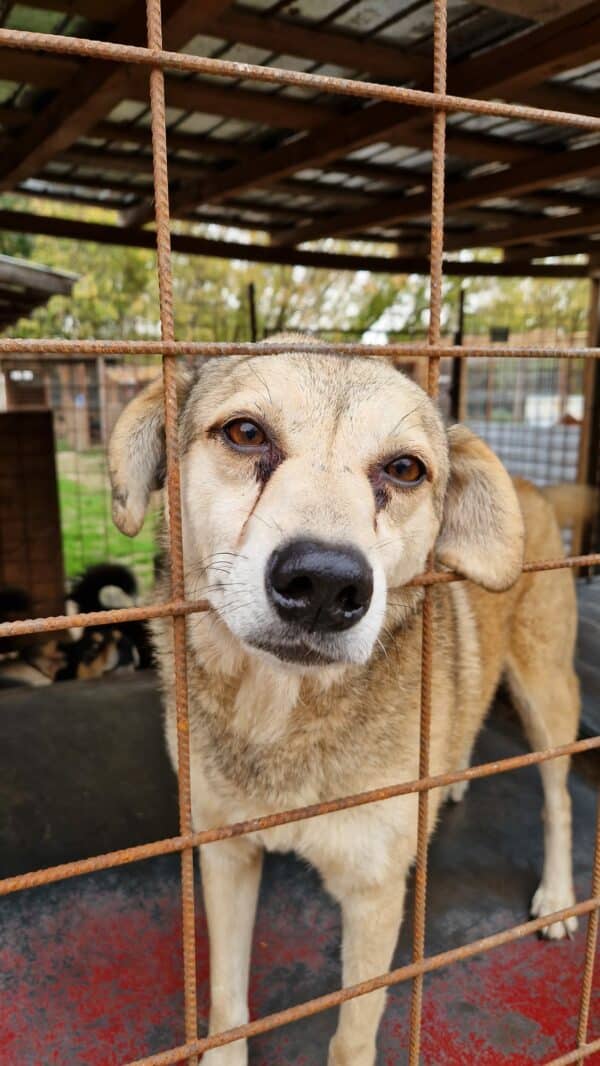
[266,539,373,633]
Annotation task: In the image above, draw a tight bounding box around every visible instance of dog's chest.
[184,661,417,812]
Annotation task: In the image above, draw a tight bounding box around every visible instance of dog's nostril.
[281,575,313,602]
[337,585,361,613]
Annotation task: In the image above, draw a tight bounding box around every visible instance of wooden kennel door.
[0,409,64,617]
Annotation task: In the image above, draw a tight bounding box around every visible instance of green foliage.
[0,196,589,343]
[58,475,158,589]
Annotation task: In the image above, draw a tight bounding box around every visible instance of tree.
[0,195,589,345]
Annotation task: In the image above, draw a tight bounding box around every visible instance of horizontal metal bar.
[120,896,600,1065]
[544,1037,600,1066]
[1,734,598,898]
[0,599,209,638]
[0,27,598,131]
[416,554,600,585]
[0,339,598,359]
[1,556,598,640]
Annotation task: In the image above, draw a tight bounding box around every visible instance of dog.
[66,562,153,669]
[109,336,580,1066]
[0,587,66,687]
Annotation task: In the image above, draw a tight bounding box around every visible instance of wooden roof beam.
[124,72,337,130]
[445,206,600,250]
[0,0,235,193]
[92,112,560,172]
[0,49,77,87]
[124,0,600,228]
[57,145,416,208]
[0,207,590,277]
[204,7,429,83]
[273,143,600,245]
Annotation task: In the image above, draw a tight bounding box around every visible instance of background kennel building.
[0,0,599,1063]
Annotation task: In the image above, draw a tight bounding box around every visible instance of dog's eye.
[383,455,426,486]
[222,418,268,450]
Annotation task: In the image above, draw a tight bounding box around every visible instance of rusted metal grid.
[0,1,600,1064]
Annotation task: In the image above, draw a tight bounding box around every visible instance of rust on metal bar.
[2,735,598,898]
[0,27,599,132]
[145,0,197,1060]
[409,2,448,1058]
[0,6,598,1064]
[543,1037,600,1066]
[575,793,600,1063]
[0,599,209,638]
[0,339,599,359]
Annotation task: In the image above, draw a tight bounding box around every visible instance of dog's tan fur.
[110,337,580,1066]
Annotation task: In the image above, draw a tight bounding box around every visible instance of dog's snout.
[266,539,373,633]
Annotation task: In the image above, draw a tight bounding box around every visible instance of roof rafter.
[272,143,600,245]
[0,207,590,277]
[124,0,600,229]
[0,0,235,193]
[445,206,600,251]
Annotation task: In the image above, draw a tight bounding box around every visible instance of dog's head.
[109,338,523,671]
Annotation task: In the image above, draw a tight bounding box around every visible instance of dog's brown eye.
[223,418,267,450]
[384,455,426,486]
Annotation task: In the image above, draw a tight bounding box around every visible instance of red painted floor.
[0,675,598,1065]
[1,849,598,1065]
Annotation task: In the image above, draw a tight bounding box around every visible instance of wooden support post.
[248,282,258,343]
[575,275,600,567]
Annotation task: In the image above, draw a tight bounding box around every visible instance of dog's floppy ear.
[109,371,192,536]
[436,425,524,591]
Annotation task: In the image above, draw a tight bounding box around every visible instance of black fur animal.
[67,562,154,669]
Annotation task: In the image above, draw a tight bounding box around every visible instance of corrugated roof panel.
[107,101,148,124]
[184,34,226,57]
[136,106,186,127]
[335,0,429,37]
[208,117,258,139]
[345,142,395,162]
[278,0,357,24]
[174,113,224,135]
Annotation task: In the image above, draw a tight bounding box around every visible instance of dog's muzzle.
[265,539,373,634]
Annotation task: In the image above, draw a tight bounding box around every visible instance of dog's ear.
[436,425,524,591]
[109,371,192,536]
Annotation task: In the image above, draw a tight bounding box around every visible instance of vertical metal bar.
[576,791,600,1065]
[408,1,447,1061]
[145,3,198,1063]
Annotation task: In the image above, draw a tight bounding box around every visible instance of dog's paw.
[202,1040,247,1065]
[531,882,578,940]
[447,778,469,804]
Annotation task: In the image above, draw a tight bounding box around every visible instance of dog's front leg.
[327,870,409,1066]
[200,838,263,1066]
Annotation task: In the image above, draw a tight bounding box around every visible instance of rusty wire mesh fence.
[0,0,599,1063]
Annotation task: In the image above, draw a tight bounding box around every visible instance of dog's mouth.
[248,637,343,666]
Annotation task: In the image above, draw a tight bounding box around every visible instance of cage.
[0,0,599,1064]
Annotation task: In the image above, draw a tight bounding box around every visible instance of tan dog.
[109,337,579,1066]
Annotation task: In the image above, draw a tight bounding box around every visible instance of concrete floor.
[0,590,598,1064]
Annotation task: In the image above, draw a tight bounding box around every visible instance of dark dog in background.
[0,563,153,688]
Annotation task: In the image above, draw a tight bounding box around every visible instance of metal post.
[248,281,258,342]
[449,285,465,421]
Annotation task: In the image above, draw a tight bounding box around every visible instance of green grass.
[58,476,158,591]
